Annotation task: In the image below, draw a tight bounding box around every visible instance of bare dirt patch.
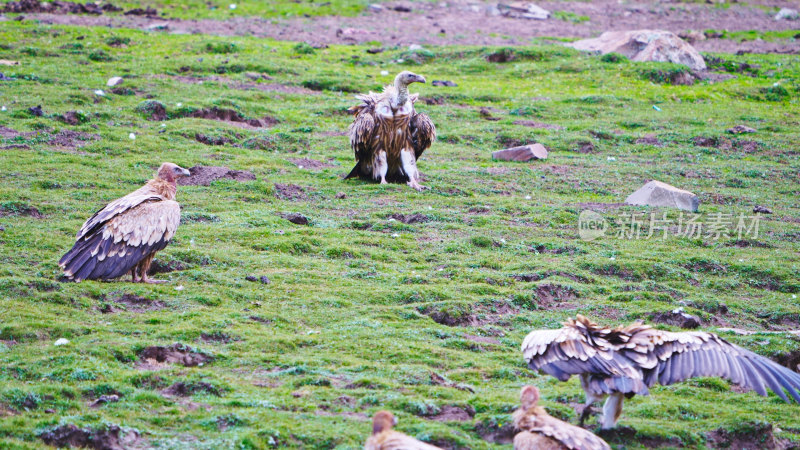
[774,350,800,373]
[100,293,166,313]
[194,133,234,146]
[186,107,278,128]
[163,381,221,397]
[705,422,780,450]
[178,165,256,186]
[512,120,563,130]
[430,372,475,392]
[650,310,702,329]
[274,183,308,201]
[3,0,120,14]
[422,300,518,327]
[288,158,333,170]
[635,134,663,146]
[199,332,239,344]
[692,136,761,153]
[476,420,515,445]
[0,203,43,218]
[39,424,139,450]
[389,213,430,224]
[1,125,99,149]
[429,405,475,422]
[149,259,188,274]
[512,270,591,284]
[138,343,213,368]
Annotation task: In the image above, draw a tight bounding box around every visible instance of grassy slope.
[0,20,799,449]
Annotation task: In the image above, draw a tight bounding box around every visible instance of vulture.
[513,385,610,450]
[346,71,436,191]
[521,315,800,429]
[59,162,191,283]
[365,411,442,450]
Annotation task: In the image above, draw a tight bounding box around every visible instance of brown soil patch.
[389,213,430,224]
[476,421,515,445]
[705,422,779,450]
[576,202,625,212]
[101,293,166,313]
[774,350,800,373]
[423,300,518,327]
[39,424,139,450]
[279,212,309,225]
[513,270,591,284]
[138,343,213,368]
[187,107,278,128]
[194,133,233,146]
[531,283,579,308]
[512,120,563,130]
[692,136,761,153]
[725,239,773,249]
[3,0,121,14]
[249,315,272,324]
[0,204,43,218]
[162,381,221,397]
[58,110,85,125]
[178,165,256,186]
[650,310,702,329]
[88,394,120,408]
[274,183,307,201]
[288,158,333,170]
[1,126,99,149]
[199,332,238,344]
[429,405,475,422]
[635,134,663,146]
[21,1,800,54]
[149,259,188,274]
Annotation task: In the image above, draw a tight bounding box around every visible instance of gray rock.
[492,144,548,162]
[774,8,798,20]
[106,76,123,87]
[280,212,309,225]
[367,3,383,12]
[497,2,550,19]
[625,180,699,212]
[726,124,756,134]
[652,309,702,329]
[753,205,772,214]
[568,30,706,71]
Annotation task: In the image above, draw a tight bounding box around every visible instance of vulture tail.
[344,163,361,180]
[60,232,169,282]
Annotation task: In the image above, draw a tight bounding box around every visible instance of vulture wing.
[365,431,443,450]
[517,409,610,450]
[59,199,180,281]
[521,327,650,395]
[631,328,800,403]
[346,94,379,180]
[409,112,435,160]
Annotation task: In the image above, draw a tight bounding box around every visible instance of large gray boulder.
[625,180,699,212]
[492,144,548,161]
[568,30,706,71]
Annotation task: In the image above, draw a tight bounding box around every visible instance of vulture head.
[371,410,399,434]
[395,71,426,87]
[520,385,541,410]
[157,162,191,183]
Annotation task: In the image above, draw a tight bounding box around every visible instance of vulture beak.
[416,75,426,84]
[179,167,191,177]
[392,416,398,426]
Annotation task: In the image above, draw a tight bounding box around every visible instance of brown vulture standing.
[521,315,800,429]
[59,162,191,283]
[346,71,436,191]
[513,385,610,450]
[365,411,442,450]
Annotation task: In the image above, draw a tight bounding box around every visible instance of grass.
[0,18,799,449]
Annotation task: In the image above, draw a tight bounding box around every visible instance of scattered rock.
[753,205,772,214]
[367,3,383,12]
[102,293,165,313]
[574,140,595,153]
[89,394,120,408]
[27,105,43,116]
[726,125,756,134]
[479,107,501,121]
[162,381,220,397]
[178,166,256,186]
[366,47,384,54]
[245,275,270,284]
[430,372,475,392]
[138,343,213,368]
[651,309,702,329]
[39,424,138,450]
[279,212,309,225]
[106,76,123,87]
[497,2,550,20]
[194,133,233,146]
[335,192,347,199]
[0,203,43,218]
[59,110,86,125]
[389,213,430,224]
[705,422,778,450]
[135,100,167,121]
[492,143,548,161]
[124,7,158,16]
[288,158,333,170]
[625,180,699,212]
[273,183,307,201]
[568,30,706,71]
[774,8,798,20]
[188,107,278,128]
[393,4,412,12]
[2,0,121,14]
[678,30,706,44]
[429,405,475,422]
[432,80,457,87]
[149,259,188,274]
[512,120,563,130]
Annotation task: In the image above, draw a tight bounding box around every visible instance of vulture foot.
[141,277,168,284]
[407,180,428,191]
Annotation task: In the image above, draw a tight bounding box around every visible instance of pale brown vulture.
[59,162,191,283]
[346,71,436,191]
[521,315,800,429]
[513,385,610,450]
[365,411,442,450]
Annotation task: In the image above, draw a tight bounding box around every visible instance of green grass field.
[0,18,799,449]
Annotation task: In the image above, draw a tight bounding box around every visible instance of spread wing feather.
[346,94,380,180]
[365,431,442,450]
[522,318,800,402]
[60,200,180,281]
[513,405,610,450]
[409,112,435,160]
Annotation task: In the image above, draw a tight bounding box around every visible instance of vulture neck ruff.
[147,177,177,200]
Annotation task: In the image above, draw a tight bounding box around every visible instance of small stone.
[129,133,136,140]
[106,76,123,87]
[146,23,169,31]
[753,205,772,214]
[774,8,798,20]
[497,2,550,19]
[175,285,184,291]
[28,105,43,116]
[432,80,457,87]
[568,30,706,71]
[259,276,270,284]
[625,180,699,212]
[90,394,120,407]
[94,89,105,96]
[652,310,702,329]
[368,3,383,12]
[492,143,548,161]
[380,70,389,75]
[245,275,257,282]
[280,212,309,225]
[54,338,69,346]
[229,3,237,9]
[409,44,423,51]
[335,192,347,199]
[726,125,756,134]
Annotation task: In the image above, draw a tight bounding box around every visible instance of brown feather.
[365,411,442,450]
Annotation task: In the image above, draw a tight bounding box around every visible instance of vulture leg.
[601,393,624,429]
[138,253,166,284]
[401,148,427,191]
[376,151,388,184]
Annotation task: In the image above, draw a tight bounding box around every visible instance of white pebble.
[0,106,6,112]
[391,233,400,237]
[94,89,105,96]
[610,256,616,260]
[229,3,236,9]
[298,165,304,169]
[739,259,744,262]
[380,70,389,76]
[54,338,69,346]
[307,330,320,335]
[129,133,136,140]
[607,156,616,161]
[106,76,123,87]
[160,123,166,127]
[176,102,182,107]
[500,238,506,244]
[427,206,432,210]
[388,218,396,222]
[524,195,532,200]
[175,285,184,291]
[793,295,797,299]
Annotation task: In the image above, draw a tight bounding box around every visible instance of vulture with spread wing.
[346,71,436,191]
[522,315,800,429]
[59,162,191,283]
[513,385,610,450]
[365,411,442,450]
